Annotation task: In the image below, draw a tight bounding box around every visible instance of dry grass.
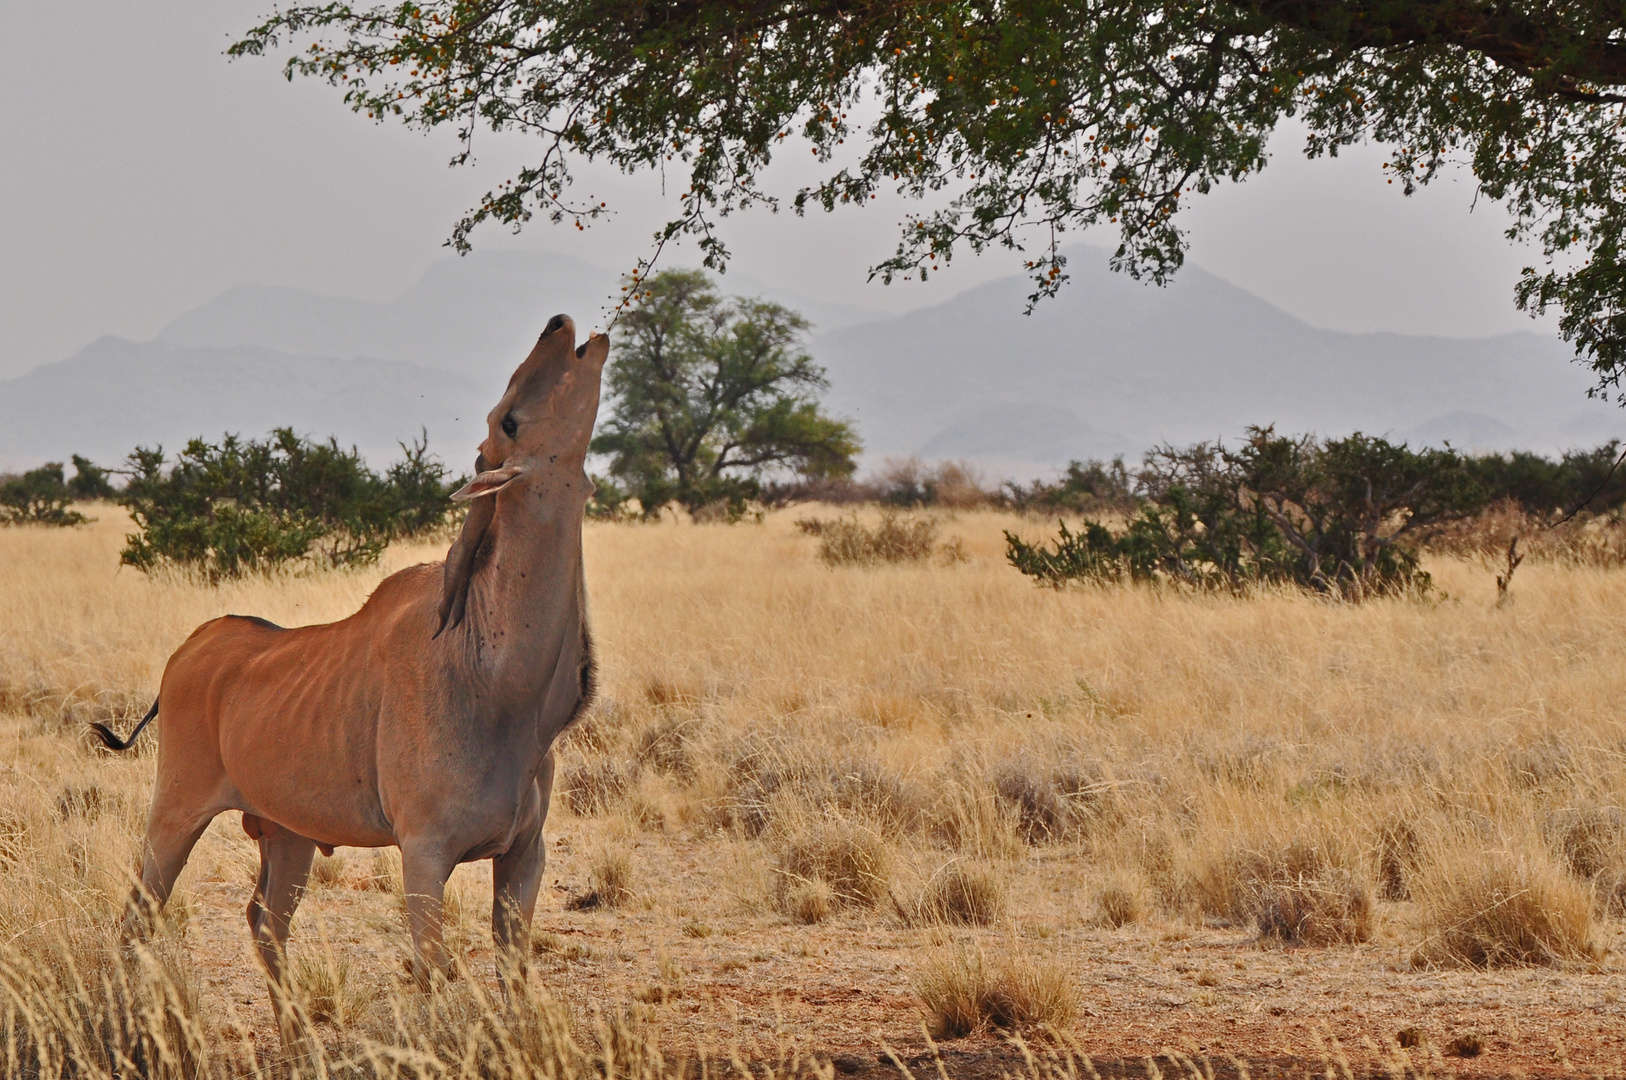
[293,945,375,1027]
[1252,869,1374,946]
[309,852,348,889]
[5,506,1626,1067]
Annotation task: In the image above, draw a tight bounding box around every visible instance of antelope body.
[96,316,608,1034]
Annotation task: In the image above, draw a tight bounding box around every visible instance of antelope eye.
[501,414,518,438]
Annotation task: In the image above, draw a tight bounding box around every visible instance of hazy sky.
[2,1,1564,381]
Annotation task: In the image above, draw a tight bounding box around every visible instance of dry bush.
[782,878,836,924]
[1412,843,1599,967]
[1185,830,1373,944]
[636,715,697,778]
[868,457,995,509]
[1094,870,1150,928]
[1545,803,1626,914]
[828,755,928,832]
[774,822,890,914]
[714,735,927,839]
[1253,869,1373,946]
[309,851,348,889]
[914,946,1077,1039]
[991,757,1074,842]
[812,511,940,566]
[909,861,1007,926]
[708,731,817,837]
[1426,501,1626,567]
[561,757,639,815]
[1377,817,1422,901]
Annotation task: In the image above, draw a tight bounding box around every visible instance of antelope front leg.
[492,767,551,997]
[400,843,457,989]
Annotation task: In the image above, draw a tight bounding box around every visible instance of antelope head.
[437,314,609,635]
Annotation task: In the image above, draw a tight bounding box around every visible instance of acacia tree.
[589,270,859,516]
[235,2,1626,395]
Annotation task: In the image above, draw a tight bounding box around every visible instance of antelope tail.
[89,698,159,751]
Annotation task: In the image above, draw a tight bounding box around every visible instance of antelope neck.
[464,472,589,712]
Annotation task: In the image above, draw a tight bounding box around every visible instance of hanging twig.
[1496,536,1524,605]
[1548,442,1626,528]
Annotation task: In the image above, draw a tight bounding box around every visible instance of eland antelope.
[93,315,606,1034]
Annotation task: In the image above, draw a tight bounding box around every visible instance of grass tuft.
[911,861,1006,926]
[588,845,630,904]
[1253,869,1373,946]
[293,947,373,1027]
[774,822,890,914]
[914,946,1077,1039]
[1413,843,1598,967]
[309,852,348,889]
[1094,870,1150,928]
[561,758,639,815]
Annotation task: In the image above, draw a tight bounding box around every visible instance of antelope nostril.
[542,314,570,339]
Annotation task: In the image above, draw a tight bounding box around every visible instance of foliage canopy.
[236,1,1626,390]
[589,269,860,517]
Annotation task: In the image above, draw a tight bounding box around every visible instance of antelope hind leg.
[119,806,213,942]
[246,827,318,1049]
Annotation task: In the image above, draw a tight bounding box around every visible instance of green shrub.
[117,429,459,580]
[66,455,115,500]
[1007,427,1481,599]
[1003,457,1136,516]
[0,460,106,527]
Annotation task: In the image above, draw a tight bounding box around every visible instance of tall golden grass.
[2,505,1624,1069]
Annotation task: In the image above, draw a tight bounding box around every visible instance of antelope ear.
[450,464,523,502]
[437,456,500,638]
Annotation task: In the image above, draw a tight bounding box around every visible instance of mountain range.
[1,247,1617,476]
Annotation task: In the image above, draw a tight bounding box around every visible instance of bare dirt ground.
[173,815,1626,1079]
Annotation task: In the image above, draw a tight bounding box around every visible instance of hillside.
[1,247,1615,473]
[0,338,490,470]
[812,252,1619,472]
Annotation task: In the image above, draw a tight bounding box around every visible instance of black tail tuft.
[89,698,159,752]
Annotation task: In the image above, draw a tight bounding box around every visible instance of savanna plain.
[3,508,1626,1080]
